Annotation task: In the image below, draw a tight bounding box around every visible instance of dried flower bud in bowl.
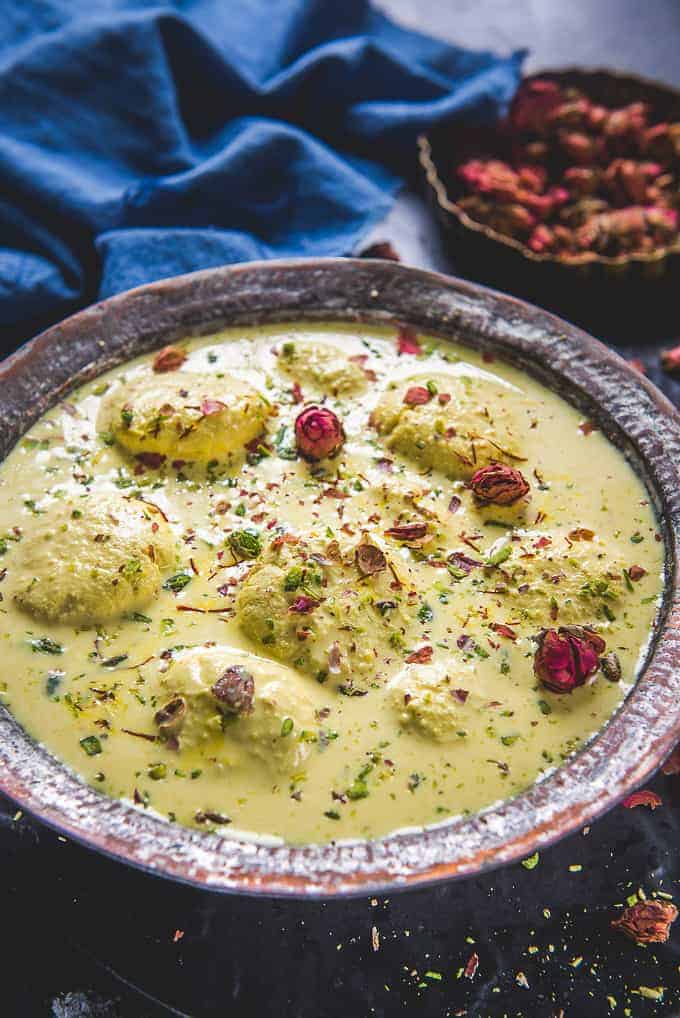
[533,626,606,694]
[419,69,680,334]
[470,462,530,505]
[294,406,345,461]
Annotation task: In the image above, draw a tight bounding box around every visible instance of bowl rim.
[0,256,679,898]
[418,65,680,270]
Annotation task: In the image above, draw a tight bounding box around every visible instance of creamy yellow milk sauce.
[0,323,663,844]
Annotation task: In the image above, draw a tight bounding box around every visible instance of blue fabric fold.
[0,1,524,347]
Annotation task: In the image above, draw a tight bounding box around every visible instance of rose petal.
[622,789,662,810]
[406,645,433,664]
[397,327,421,356]
[403,386,432,406]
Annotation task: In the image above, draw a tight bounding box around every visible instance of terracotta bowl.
[418,69,680,335]
[1,258,679,897]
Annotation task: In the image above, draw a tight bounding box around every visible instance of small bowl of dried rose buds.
[419,69,680,334]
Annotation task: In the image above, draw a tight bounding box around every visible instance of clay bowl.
[418,68,680,336]
[1,258,679,897]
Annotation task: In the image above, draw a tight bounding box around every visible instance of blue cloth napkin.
[0,1,523,347]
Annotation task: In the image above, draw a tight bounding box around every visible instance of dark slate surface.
[2,2,680,1015]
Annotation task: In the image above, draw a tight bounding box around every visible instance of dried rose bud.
[521,187,568,221]
[355,543,387,577]
[470,463,530,505]
[661,343,680,375]
[586,103,608,130]
[458,158,520,201]
[643,122,680,164]
[522,140,550,163]
[154,696,187,733]
[563,166,601,196]
[600,651,622,683]
[647,205,678,240]
[575,206,677,256]
[152,345,187,373]
[212,665,254,715]
[611,900,678,945]
[560,198,609,228]
[604,158,662,204]
[533,626,606,694]
[547,97,592,130]
[604,102,649,146]
[294,406,345,461]
[559,130,603,165]
[528,224,556,253]
[358,241,400,261]
[517,164,547,193]
[510,79,564,134]
[490,202,536,235]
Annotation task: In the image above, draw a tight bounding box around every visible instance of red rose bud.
[491,203,536,235]
[575,206,678,255]
[603,102,649,146]
[563,166,601,196]
[558,130,603,165]
[470,463,530,505]
[586,103,608,130]
[603,158,662,204]
[528,224,556,253]
[611,900,678,946]
[517,164,547,193]
[643,122,680,164]
[510,79,564,134]
[661,343,680,376]
[533,626,606,694]
[211,665,254,715]
[458,159,520,201]
[546,97,592,130]
[294,406,345,461]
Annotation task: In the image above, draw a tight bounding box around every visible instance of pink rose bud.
[458,159,519,201]
[517,164,547,193]
[533,626,606,694]
[559,130,601,164]
[528,224,556,253]
[470,462,530,505]
[294,406,345,461]
[564,166,601,196]
[510,79,564,134]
